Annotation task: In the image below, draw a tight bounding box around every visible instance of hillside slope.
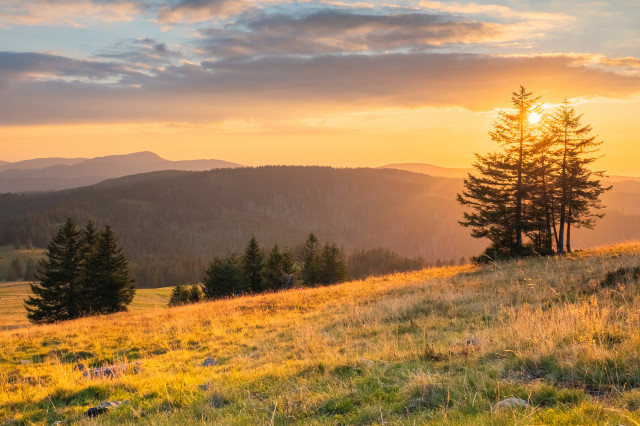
[0,167,484,286]
[2,243,640,424]
[1,166,639,287]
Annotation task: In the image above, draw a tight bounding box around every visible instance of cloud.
[420,1,572,24]
[95,37,184,69]
[0,0,146,28]
[0,51,137,83]
[157,0,250,24]
[2,50,639,126]
[199,10,510,57]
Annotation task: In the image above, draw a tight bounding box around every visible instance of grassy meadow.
[0,245,45,282]
[3,243,640,424]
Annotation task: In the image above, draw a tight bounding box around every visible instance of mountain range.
[0,152,242,193]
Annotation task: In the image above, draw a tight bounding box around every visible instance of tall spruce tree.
[549,100,610,253]
[84,225,135,314]
[458,86,542,258]
[319,243,347,285]
[202,255,249,299]
[301,233,322,284]
[242,237,264,292]
[262,245,296,291]
[25,218,84,323]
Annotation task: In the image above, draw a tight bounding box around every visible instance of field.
[0,245,45,282]
[0,282,172,331]
[3,243,640,424]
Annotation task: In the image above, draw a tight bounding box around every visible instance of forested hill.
[2,165,638,287]
[0,167,485,286]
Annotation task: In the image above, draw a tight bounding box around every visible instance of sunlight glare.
[528,112,541,124]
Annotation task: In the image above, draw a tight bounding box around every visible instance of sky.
[1,0,639,174]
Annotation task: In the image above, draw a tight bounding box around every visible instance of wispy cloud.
[199,10,510,58]
[156,0,250,24]
[0,0,146,28]
[2,50,639,125]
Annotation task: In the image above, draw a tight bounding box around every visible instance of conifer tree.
[25,218,84,323]
[458,86,542,258]
[301,233,321,284]
[23,258,37,281]
[84,225,135,314]
[262,245,296,291]
[549,100,610,253]
[6,258,24,281]
[319,243,347,285]
[242,236,264,292]
[202,255,249,299]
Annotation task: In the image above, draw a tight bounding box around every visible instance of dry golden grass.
[3,243,640,424]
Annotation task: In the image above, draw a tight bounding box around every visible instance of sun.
[528,112,541,124]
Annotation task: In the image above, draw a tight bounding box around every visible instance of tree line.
[458,86,610,260]
[0,166,481,287]
[25,218,135,324]
[169,233,348,306]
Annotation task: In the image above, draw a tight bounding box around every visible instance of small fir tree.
[319,243,347,285]
[25,218,84,323]
[262,245,296,291]
[23,258,37,281]
[6,258,24,281]
[301,233,322,284]
[242,237,264,292]
[202,255,249,299]
[84,225,136,314]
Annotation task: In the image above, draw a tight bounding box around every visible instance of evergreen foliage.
[83,225,136,314]
[23,259,37,281]
[242,237,264,292]
[261,245,296,291]
[301,233,322,284]
[168,284,202,307]
[458,88,610,259]
[202,255,249,299]
[6,258,24,281]
[24,218,135,323]
[319,243,347,285]
[25,218,85,323]
[347,248,425,279]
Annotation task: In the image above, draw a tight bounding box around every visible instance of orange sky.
[1,1,639,175]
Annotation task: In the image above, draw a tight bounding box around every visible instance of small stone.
[495,397,528,409]
[18,359,31,365]
[358,358,375,367]
[202,358,217,367]
[466,336,481,346]
[83,362,142,379]
[84,400,127,417]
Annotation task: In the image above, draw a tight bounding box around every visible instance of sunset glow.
[528,112,541,124]
[0,1,639,175]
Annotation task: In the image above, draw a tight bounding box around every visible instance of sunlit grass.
[2,243,640,424]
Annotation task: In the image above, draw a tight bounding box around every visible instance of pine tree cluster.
[24,218,135,324]
[169,233,348,305]
[457,86,610,260]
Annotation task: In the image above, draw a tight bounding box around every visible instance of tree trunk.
[557,125,568,254]
[515,93,524,253]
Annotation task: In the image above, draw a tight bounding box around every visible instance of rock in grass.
[466,336,480,346]
[202,358,217,367]
[84,400,128,417]
[83,362,142,379]
[495,397,528,409]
